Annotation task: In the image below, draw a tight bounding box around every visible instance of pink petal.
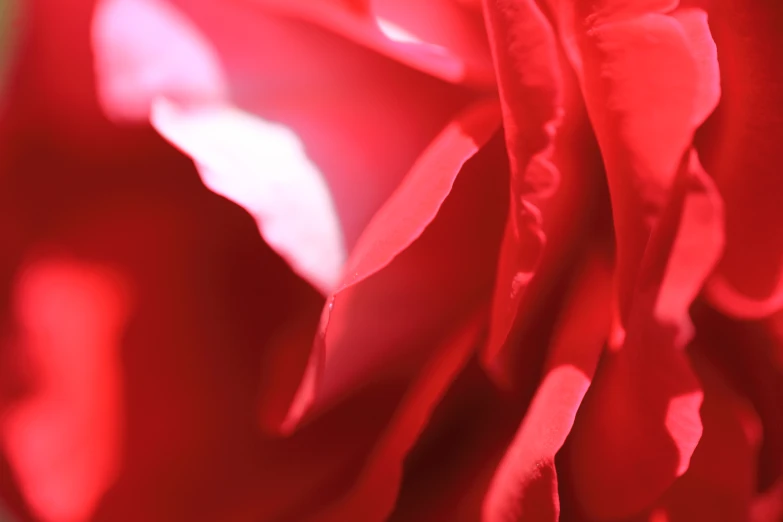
[483,251,613,521]
[246,0,495,86]
[280,100,505,430]
[92,0,227,121]
[698,0,783,318]
[92,0,473,293]
[339,99,502,291]
[151,100,345,295]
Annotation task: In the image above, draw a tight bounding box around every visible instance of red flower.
[1,0,781,521]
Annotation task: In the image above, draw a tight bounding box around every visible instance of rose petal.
[545,2,724,515]
[339,99,502,291]
[698,0,783,318]
[281,104,506,430]
[483,251,613,521]
[92,0,473,293]
[567,153,724,519]
[550,0,720,324]
[150,99,345,295]
[92,0,227,121]
[309,310,486,522]
[480,0,564,376]
[389,362,521,522]
[481,42,606,388]
[637,351,762,522]
[245,0,495,86]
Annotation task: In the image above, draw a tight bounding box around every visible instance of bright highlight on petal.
[92,0,227,121]
[151,98,346,295]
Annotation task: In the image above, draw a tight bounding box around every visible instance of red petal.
[281,103,506,430]
[693,305,783,516]
[551,0,720,324]
[547,2,725,515]
[480,0,565,375]
[482,41,608,388]
[639,351,762,522]
[698,0,783,318]
[308,311,486,522]
[567,153,724,519]
[483,251,613,521]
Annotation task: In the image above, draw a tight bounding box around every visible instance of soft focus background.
[0,1,340,520]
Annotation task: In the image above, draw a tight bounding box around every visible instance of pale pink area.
[92,0,227,121]
[92,0,472,294]
[151,99,345,295]
[2,259,129,522]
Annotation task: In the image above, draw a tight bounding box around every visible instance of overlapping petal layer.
[244,0,495,86]
[483,252,612,521]
[480,0,564,380]
[545,1,724,517]
[282,100,503,428]
[93,0,474,294]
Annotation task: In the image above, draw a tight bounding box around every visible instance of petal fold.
[92,0,472,294]
[480,0,564,377]
[483,251,612,521]
[567,153,724,519]
[246,0,495,86]
[151,99,345,295]
[281,102,506,430]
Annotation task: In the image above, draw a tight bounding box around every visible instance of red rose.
[1,0,782,521]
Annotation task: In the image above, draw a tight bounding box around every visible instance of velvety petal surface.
[480,0,564,378]
[547,1,724,517]
[481,38,606,389]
